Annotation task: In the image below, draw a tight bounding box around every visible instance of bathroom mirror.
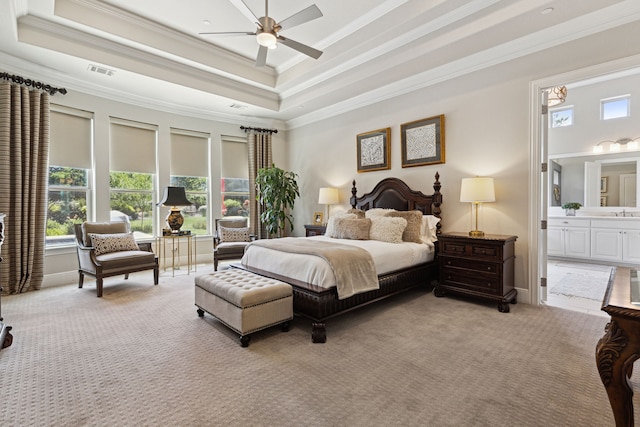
[550,153,639,208]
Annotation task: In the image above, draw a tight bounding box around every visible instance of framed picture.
[600,195,607,207]
[357,128,391,173]
[401,114,445,168]
[313,211,324,225]
[600,176,608,193]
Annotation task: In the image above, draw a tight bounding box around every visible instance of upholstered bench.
[195,268,293,347]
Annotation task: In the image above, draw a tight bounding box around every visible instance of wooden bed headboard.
[350,173,442,233]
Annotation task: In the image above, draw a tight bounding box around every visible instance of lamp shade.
[318,187,339,205]
[157,186,193,207]
[460,177,495,203]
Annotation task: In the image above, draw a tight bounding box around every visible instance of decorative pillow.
[325,213,357,237]
[369,216,407,244]
[330,218,371,240]
[346,208,366,218]
[220,226,251,242]
[421,215,441,243]
[89,232,139,256]
[365,208,396,218]
[388,210,423,243]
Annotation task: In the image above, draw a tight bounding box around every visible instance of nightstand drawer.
[441,257,498,274]
[441,271,499,294]
[440,241,502,261]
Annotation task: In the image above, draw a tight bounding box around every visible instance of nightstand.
[435,232,517,313]
[305,224,326,236]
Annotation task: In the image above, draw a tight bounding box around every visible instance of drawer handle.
[487,283,492,287]
[447,260,452,265]
[487,267,492,271]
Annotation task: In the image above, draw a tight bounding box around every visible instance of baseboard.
[42,271,79,288]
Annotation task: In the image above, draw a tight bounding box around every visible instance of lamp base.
[469,230,485,237]
[166,208,184,232]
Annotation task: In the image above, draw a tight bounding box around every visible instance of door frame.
[528,54,640,306]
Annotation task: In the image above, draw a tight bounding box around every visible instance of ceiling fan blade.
[229,0,260,26]
[199,31,256,37]
[278,4,323,30]
[277,36,323,59]
[256,45,268,67]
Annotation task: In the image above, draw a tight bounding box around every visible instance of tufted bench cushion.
[195,268,293,347]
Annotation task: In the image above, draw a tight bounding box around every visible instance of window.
[46,106,93,247]
[170,129,210,235]
[550,107,573,128]
[601,95,630,120]
[109,119,157,238]
[220,137,249,218]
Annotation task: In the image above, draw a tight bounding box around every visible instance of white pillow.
[420,215,441,243]
[365,208,396,218]
[369,216,407,244]
[325,213,357,237]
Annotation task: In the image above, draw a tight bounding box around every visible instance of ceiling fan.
[199,0,323,67]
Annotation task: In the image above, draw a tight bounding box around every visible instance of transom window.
[601,95,630,120]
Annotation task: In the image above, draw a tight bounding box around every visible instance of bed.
[240,174,443,342]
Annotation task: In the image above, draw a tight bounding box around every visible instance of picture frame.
[600,176,608,193]
[313,211,324,225]
[401,114,445,168]
[600,195,608,207]
[356,128,391,173]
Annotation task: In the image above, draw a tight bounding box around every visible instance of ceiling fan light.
[256,32,277,47]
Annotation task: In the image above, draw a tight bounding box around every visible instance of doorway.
[529,54,640,309]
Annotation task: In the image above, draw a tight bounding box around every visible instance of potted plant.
[256,164,300,237]
[562,202,582,216]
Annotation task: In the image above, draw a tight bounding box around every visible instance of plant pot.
[565,208,576,216]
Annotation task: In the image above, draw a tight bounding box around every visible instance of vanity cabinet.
[590,219,640,263]
[548,218,590,258]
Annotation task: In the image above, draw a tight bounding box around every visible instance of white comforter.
[240,235,435,291]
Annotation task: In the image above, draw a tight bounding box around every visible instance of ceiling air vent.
[87,64,115,77]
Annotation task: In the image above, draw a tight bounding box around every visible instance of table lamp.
[460,177,495,237]
[318,187,339,225]
[158,186,193,233]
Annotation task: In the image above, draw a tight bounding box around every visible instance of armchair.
[74,222,159,297]
[213,217,252,271]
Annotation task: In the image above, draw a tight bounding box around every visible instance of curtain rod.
[240,125,278,134]
[0,72,67,96]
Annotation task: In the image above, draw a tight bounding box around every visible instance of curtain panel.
[247,131,272,239]
[0,81,50,294]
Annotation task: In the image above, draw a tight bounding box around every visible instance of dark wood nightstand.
[435,232,517,313]
[305,224,326,236]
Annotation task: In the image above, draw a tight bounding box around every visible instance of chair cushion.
[90,232,140,255]
[220,226,251,243]
[82,222,128,246]
[95,250,156,268]
[216,241,249,255]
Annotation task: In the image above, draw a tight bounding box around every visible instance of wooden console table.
[596,267,640,426]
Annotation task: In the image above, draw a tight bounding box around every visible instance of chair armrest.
[137,242,153,252]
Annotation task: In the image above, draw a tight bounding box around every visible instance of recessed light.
[541,7,554,15]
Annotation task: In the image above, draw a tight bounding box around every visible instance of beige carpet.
[0,265,633,426]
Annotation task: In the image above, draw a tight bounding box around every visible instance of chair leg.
[214,257,218,271]
[78,271,84,289]
[153,266,159,285]
[96,278,103,298]
[124,273,129,280]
